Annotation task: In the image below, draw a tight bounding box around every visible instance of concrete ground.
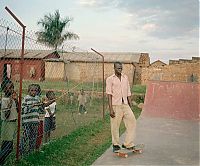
[93,81,199,166]
[92,116,199,166]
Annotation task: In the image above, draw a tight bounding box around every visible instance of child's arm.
[45,106,52,116]
[1,98,12,119]
[43,99,56,107]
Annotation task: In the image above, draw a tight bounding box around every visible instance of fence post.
[5,6,26,160]
[91,48,105,120]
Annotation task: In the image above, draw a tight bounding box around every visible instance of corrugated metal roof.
[61,52,141,63]
[0,49,141,63]
[0,49,54,59]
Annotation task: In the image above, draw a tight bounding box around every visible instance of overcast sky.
[0,0,199,63]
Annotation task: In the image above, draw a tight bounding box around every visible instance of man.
[106,61,136,152]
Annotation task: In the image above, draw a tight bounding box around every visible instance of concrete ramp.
[93,81,200,166]
[142,81,200,120]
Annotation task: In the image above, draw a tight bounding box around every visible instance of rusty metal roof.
[0,49,54,59]
[61,52,141,63]
[0,49,142,63]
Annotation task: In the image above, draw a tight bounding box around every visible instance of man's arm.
[106,76,115,118]
[127,96,132,108]
[108,94,115,118]
[127,77,132,108]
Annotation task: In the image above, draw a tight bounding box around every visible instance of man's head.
[114,62,122,75]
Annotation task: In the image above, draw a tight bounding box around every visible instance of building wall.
[138,53,150,67]
[136,53,150,84]
[64,62,135,85]
[0,59,44,82]
[33,53,150,84]
[141,61,200,84]
[45,61,64,81]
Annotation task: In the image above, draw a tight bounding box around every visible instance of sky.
[0,0,199,63]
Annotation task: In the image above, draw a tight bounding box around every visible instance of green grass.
[132,84,146,94]
[52,97,103,139]
[3,84,146,166]
[14,80,103,92]
[14,81,146,94]
[5,105,142,166]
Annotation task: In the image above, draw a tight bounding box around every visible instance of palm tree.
[36,10,79,50]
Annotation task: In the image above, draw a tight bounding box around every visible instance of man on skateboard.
[106,61,137,153]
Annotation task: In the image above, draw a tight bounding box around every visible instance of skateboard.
[115,144,145,158]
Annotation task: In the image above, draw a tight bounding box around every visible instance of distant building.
[0,49,150,85]
[141,57,200,84]
[150,60,167,68]
[45,52,150,85]
[0,49,59,82]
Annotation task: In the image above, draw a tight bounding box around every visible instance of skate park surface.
[92,81,200,166]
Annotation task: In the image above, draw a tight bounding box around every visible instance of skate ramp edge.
[142,81,200,120]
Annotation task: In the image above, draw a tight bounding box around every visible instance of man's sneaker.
[122,144,135,150]
[113,145,121,152]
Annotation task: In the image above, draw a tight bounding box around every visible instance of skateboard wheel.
[138,150,142,154]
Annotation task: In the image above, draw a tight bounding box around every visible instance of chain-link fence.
[0,11,104,164]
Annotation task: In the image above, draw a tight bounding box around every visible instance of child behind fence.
[20,84,44,155]
[0,79,18,165]
[34,84,45,150]
[78,89,87,115]
[44,91,56,143]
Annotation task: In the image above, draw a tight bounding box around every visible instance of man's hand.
[110,109,115,118]
[108,94,115,118]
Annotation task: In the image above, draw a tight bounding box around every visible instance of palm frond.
[36,10,79,50]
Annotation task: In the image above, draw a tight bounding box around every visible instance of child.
[20,84,43,155]
[69,93,74,105]
[77,89,87,115]
[44,91,56,143]
[34,84,45,150]
[0,79,18,165]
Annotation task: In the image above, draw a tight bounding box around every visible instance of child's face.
[48,94,55,100]
[28,87,37,97]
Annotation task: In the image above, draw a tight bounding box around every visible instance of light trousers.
[110,104,136,148]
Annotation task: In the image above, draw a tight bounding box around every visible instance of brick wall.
[141,61,200,84]
[64,62,135,85]
[45,61,65,81]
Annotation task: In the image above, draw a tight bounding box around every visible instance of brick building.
[141,57,200,84]
[1,49,198,85]
[45,52,150,86]
[150,60,167,68]
[0,49,59,82]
